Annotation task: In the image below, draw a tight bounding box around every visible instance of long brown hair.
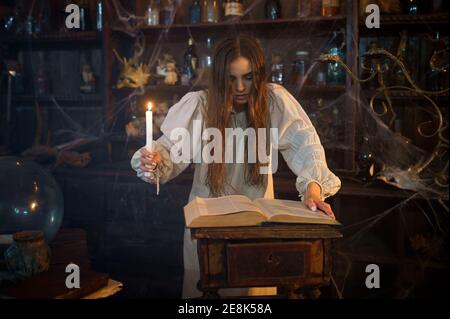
[206,35,269,196]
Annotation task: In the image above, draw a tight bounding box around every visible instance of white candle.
[146,102,153,150]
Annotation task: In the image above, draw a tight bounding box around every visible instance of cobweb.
[6,0,448,298]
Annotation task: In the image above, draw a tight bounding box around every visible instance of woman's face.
[229,56,253,105]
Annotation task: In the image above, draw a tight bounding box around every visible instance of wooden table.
[191,224,342,299]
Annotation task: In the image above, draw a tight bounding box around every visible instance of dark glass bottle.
[77,0,90,31]
[265,0,281,20]
[292,51,310,87]
[357,136,375,182]
[315,58,327,88]
[96,0,103,31]
[190,0,202,24]
[182,37,199,85]
[34,0,51,34]
[200,36,214,69]
[326,31,346,86]
[160,0,176,25]
[428,32,447,91]
[405,0,420,14]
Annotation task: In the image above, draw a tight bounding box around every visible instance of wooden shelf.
[112,84,346,99]
[114,15,347,36]
[360,13,448,34]
[112,85,206,97]
[363,89,449,101]
[377,13,448,25]
[0,31,102,50]
[12,94,103,103]
[0,31,101,44]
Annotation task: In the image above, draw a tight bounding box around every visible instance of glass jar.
[271,54,285,85]
[292,51,310,86]
[327,47,345,86]
[224,0,244,18]
[147,0,160,26]
[4,231,51,279]
[322,0,340,16]
[202,0,219,23]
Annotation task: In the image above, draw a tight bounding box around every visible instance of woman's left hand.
[304,182,336,220]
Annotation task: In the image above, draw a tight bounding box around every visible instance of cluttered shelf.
[0,31,102,46]
[114,15,347,36]
[361,12,449,25]
[12,94,103,104]
[112,85,346,99]
[359,13,449,34]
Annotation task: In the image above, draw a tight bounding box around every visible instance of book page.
[254,198,335,221]
[196,195,263,216]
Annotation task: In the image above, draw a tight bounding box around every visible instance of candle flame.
[147,102,153,112]
[30,201,38,211]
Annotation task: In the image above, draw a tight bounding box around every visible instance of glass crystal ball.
[0,157,64,243]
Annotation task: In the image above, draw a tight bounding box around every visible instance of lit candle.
[146,101,153,151]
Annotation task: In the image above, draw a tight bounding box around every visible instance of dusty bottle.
[322,0,340,16]
[224,0,244,18]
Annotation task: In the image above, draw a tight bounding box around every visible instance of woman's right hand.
[140,148,162,174]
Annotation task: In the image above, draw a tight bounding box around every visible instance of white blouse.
[131,83,341,202]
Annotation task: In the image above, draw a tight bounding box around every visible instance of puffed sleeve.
[269,84,341,200]
[130,90,206,184]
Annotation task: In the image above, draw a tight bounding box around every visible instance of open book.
[184,195,340,228]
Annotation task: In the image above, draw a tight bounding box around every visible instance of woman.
[131,35,341,298]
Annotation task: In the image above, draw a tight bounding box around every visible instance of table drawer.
[227,241,312,286]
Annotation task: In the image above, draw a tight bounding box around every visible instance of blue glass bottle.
[190,0,202,24]
[265,0,281,20]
